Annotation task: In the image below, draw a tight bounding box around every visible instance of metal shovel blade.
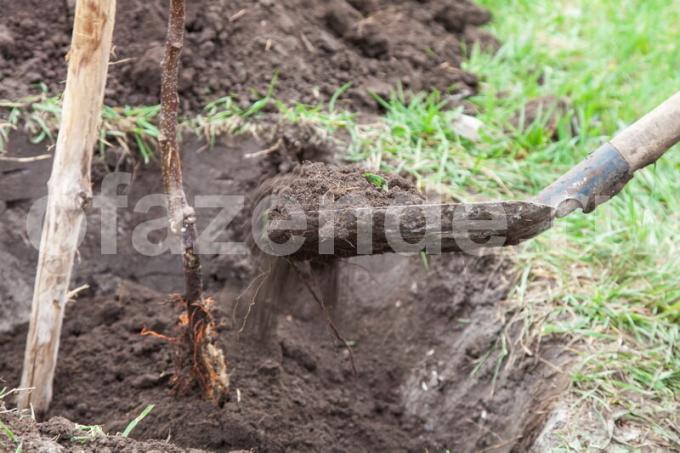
[263,200,556,259]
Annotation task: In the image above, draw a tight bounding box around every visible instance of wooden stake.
[159,0,228,403]
[17,0,116,414]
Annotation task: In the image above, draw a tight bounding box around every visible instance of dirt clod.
[0,24,15,57]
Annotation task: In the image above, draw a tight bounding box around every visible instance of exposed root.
[237,272,270,335]
[140,295,229,405]
[140,328,177,343]
[186,297,230,404]
[288,259,358,376]
[231,270,269,322]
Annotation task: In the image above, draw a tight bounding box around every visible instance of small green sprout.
[363,172,388,192]
[121,404,155,438]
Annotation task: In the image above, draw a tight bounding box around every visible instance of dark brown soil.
[0,0,498,111]
[259,162,425,212]
[254,162,426,257]
[0,129,570,452]
[0,257,567,453]
[0,1,570,449]
[0,408,211,452]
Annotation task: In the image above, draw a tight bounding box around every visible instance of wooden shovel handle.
[611,91,680,171]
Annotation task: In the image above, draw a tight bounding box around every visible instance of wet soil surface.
[0,0,498,111]
[0,129,569,452]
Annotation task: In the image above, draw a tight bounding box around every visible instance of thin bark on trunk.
[17,0,117,414]
[158,0,228,403]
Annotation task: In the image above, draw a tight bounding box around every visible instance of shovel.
[262,91,680,259]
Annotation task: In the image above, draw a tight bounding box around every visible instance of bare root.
[289,260,358,375]
[141,296,229,405]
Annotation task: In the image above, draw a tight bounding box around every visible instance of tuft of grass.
[0,388,22,452]
[0,91,162,164]
[70,403,155,444]
[0,93,271,164]
[100,105,161,164]
[0,90,61,152]
[70,424,106,444]
[0,419,18,446]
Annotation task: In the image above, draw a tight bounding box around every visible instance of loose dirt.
[0,1,571,450]
[0,408,211,452]
[0,128,570,452]
[0,0,498,111]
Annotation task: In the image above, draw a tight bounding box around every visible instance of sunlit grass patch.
[463,0,679,446]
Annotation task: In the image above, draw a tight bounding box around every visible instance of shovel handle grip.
[611,91,680,171]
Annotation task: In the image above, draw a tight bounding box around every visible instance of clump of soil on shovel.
[253,162,425,255]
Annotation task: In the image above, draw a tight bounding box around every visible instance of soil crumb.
[0,0,498,111]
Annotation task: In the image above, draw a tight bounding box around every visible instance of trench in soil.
[0,0,571,450]
[0,130,570,453]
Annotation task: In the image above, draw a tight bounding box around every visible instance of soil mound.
[0,0,498,111]
[262,162,424,210]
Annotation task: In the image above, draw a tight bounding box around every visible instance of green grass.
[0,90,162,164]
[0,90,60,151]
[0,386,154,448]
[467,0,680,447]
[0,91,247,164]
[120,404,154,438]
[70,403,154,443]
[0,388,22,452]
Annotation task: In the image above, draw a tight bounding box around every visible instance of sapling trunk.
[158,0,228,403]
[17,0,117,414]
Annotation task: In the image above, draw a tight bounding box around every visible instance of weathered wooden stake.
[158,0,228,402]
[17,0,117,414]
